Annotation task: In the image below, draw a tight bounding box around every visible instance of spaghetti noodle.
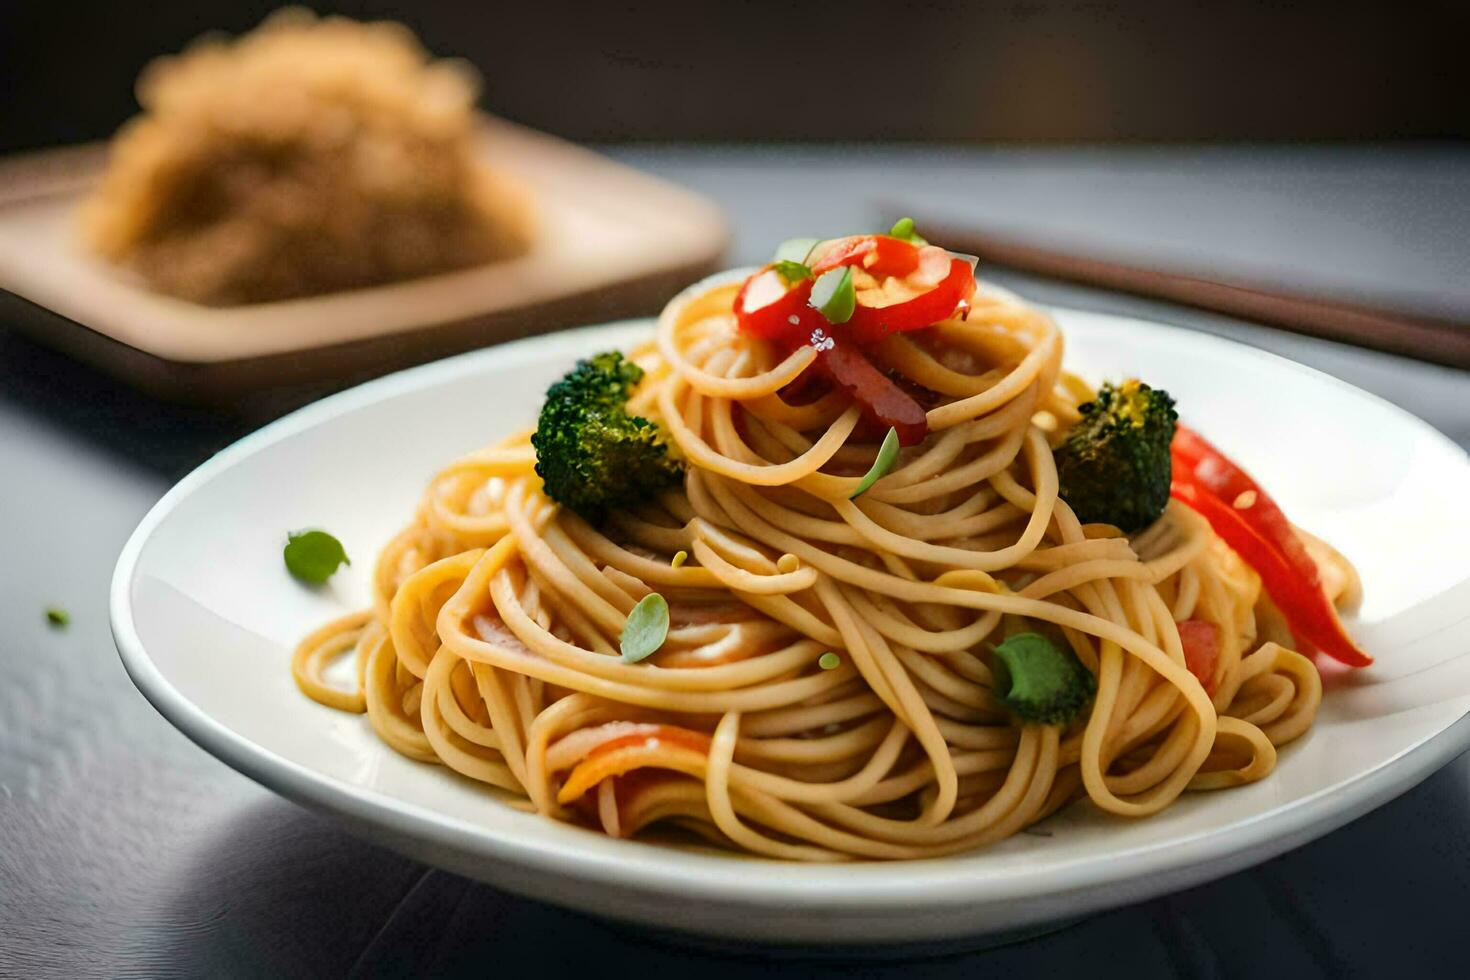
[293,252,1359,860]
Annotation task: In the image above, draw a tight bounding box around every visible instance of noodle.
[291,276,1344,859]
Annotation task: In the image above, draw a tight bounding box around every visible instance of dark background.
[2,0,1468,154]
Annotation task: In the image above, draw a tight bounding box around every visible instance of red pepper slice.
[733,265,816,340]
[810,236,976,344]
[812,339,929,446]
[733,262,930,446]
[557,724,713,805]
[1171,425,1370,667]
[1176,619,1221,693]
[582,724,712,761]
[1170,479,1371,667]
[811,235,922,278]
[1172,426,1319,586]
[848,256,975,344]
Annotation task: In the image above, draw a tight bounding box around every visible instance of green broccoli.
[531,351,683,523]
[1055,379,1178,533]
[991,632,1096,725]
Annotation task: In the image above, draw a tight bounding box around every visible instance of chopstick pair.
[917,223,1470,370]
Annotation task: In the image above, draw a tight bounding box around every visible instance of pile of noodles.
[294,276,1355,860]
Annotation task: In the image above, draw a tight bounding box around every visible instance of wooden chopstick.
[921,222,1470,370]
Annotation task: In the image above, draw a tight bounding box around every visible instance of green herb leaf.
[620,592,670,664]
[818,651,841,670]
[45,606,69,628]
[284,529,351,584]
[849,427,900,499]
[773,260,813,285]
[889,217,928,245]
[774,237,821,263]
[810,267,855,324]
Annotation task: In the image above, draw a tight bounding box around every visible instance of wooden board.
[0,117,728,408]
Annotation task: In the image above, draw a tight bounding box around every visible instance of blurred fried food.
[82,8,534,305]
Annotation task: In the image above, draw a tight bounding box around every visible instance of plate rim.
[110,300,1470,927]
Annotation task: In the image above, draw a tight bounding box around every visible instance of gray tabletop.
[2,146,1468,978]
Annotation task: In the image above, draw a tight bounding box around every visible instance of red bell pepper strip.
[1176,619,1221,693]
[1173,425,1319,585]
[1170,479,1372,667]
[1172,425,1370,666]
[811,338,929,446]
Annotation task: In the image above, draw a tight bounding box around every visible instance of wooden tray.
[0,116,728,408]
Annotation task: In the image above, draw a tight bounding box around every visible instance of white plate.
[111,298,1470,946]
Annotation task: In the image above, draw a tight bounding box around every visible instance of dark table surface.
[2,145,1468,978]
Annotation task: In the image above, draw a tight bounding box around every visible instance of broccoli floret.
[991,632,1096,725]
[531,351,683,523]
[1055,379,1178,533]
